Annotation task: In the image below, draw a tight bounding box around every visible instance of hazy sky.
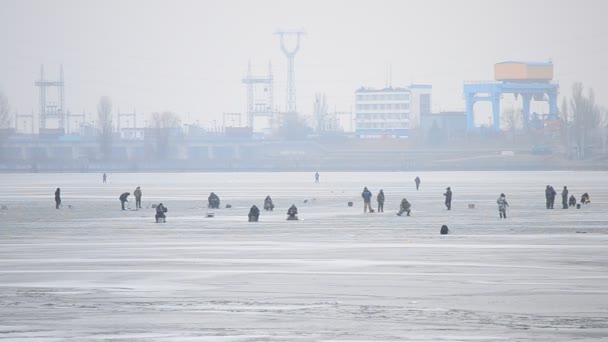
[1,0,606,129]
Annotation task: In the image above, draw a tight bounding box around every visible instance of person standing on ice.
[545,185,556,209]
[315,172,320,183]
[54,188,61,209]
[376,189,385,212]
[561,186,569,209]
[444,187,452,210]
[361,187,373,213]
[497,193,509,219]
[119,192,130,210]
[415,176,421,190]
[102,173,107,183]
[134,186,142,209]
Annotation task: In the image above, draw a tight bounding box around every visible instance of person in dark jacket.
[208,192,220,209]
[444,187,452,210]
[248,205,260,222]
[568,195,576,207]
[119,192,130,210]
[155,203,167,223]
[102,173,107,183]
[315,172,320,183]
[561,186,569,209]
[54,188,61,209]
[497,193,509,219]
[287,204,298,220]
[397,198,411,216]
[134,186,142,209]
[415,176,421,190]
[377,189,385,212]
[361,187,373,213]
[545,185,556,209]
[264,195,274,211]
[581,193,590,204]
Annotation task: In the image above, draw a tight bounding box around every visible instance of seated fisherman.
[248,205,260,222]
[264,195,274,211]
[155,203,168,223]
[396,198,411,216]
[287,204,299,220]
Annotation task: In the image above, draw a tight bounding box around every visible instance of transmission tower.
[242,60,274,129]
[35,65,65,131]
[275,29,305,113]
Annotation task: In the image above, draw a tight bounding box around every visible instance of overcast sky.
[1,0,606,129]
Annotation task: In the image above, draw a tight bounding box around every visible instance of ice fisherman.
[562,186,569,209]
[208,192,220,209]
[287,204,299,220]
[248,205,260,222]
[102,173,107,183]
[415,176,421,190]
[155,203,167,223]
[119,192,130,210]
[377,189,385,213]
[134,186,142,209]
[54,188,61,209]
[497,193,509,219]
[264,195,274,211]
[361,187,373,213]
[396,198,411,216]
[315,172,320,183]
[569,195,577,207]
[444,187,452,210]
[581,193,590,204]
[545,185,556,209]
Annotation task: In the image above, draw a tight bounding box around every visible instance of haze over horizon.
[1,0,606,128]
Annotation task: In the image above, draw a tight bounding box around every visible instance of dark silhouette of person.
[119,192,130,210]
[134,186,142,209]
[397,198,411,216]
[545,185,556,209]
[581,193,590,204]
[440,225,450,235]
[264,196,274,211]
[377,189,385,212]
[315,172,320,183]
[568,195,576,207]
[497,193,509,219]
[415,176,421,190]
[155,203,168,223]
[54,188,61,209]
[248,205,260,222]
[208,192,220,209]
[562,186,569,209]
[102,173,107,183]
[361,187,373,213]
[287,204,299,220]
[444,187,452,210]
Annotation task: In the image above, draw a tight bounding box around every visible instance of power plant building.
[355,85,431,138]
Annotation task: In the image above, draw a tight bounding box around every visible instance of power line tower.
[242,61,274,129]
[275,29,305,113]
[35,65,65,131]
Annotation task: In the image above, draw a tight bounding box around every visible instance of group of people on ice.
[545,185,590,209]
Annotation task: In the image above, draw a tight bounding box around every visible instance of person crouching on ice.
[396,198,411,216]
[264,195,274,211]
[287,204,299,220]
[155,203,168,223]
[119,192,130,210]
[248,205,260,222]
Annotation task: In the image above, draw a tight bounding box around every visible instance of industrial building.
[354,85,432,138]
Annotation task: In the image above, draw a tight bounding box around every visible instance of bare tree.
[570,83,602,158]
[149,111,181,159]
[277,112,311,140]
[0,91,10,129]
[97,96,113,160]
[501,107,521,143]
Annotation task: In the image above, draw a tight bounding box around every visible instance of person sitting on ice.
[155,203,168,223]
[208,192,220,209]
[287,204,299,220]
[581,193,590,204]
[263,195,274,211]
[396,198,411,216]
[248,205,260,222]
[568,195,577,207]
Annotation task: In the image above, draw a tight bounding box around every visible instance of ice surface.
[0,171,607,341]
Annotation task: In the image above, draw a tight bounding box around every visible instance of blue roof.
[496,61,553,67]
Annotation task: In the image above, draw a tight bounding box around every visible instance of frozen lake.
[0,171,607,341]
